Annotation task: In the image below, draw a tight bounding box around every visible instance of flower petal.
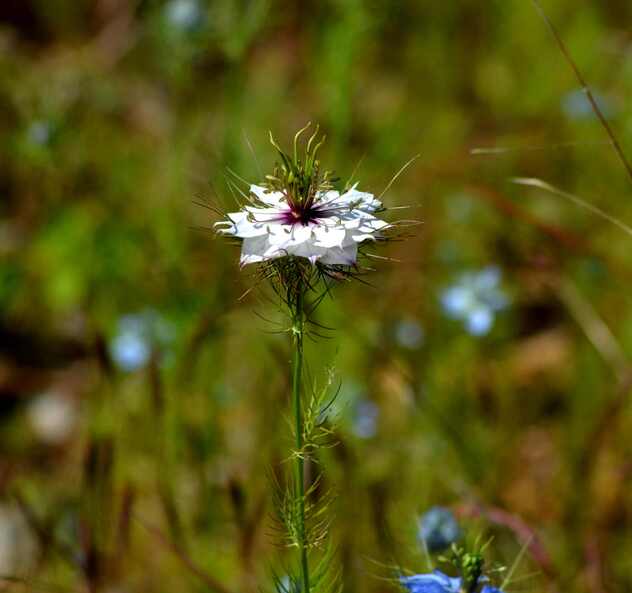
[250,184,286,206]
[400,571,461,593]
[267,223,315,248]
[312,224,347,248]
[223,211,270,238]
[239,235,271,266]
[337,184,382,212]
[318,242,357,265]
[466,308,493,336]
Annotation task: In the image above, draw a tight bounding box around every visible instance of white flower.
[215,184,389,266]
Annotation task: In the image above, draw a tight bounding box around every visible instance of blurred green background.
[2,0,632,591]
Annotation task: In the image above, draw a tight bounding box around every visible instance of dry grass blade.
[378,154,421,200]
[556,279,628,379]
[501,535,533,589]
[511,177,632,238]
[345,153,366,189]
[243,129,263,178]
[470,140,612,155]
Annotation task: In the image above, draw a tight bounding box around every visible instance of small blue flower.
[400,571,505,593]
[109,310,174,372]
[277,575,301,593]
[26,120,52,146]
[418,506,461,553]
[395,318,425,349]
[562,89,614,121]
[400,570,461,593]
[165,0,203,31]
[440,266,508,336]
[352,399,379,439]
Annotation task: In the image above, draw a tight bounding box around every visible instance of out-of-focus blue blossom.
[418,506,461,553]
[562,89,615,121]
[277,575,302,593]
[446,193,474,223]
[440,266,508,336]
[26,120,52,146]
[279,575,290,592]
[110,316,150,371]
[481,587,504,593]
[395,318,425,350]
[400,570,461,593]
[352,399,379,439]
[436,240,461,265]
[109,310,174,372]
[165,0,203,31]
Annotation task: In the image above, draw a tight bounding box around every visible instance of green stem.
[292,288,310,593]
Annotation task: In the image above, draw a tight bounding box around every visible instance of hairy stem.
[291,287,310,593]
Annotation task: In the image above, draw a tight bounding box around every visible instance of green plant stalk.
[292,287,310,593]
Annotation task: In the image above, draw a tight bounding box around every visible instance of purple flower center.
[282,203,331,226]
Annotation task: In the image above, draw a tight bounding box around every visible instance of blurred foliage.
[1,0,632,592]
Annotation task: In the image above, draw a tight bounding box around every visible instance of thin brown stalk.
[530,0,632,186]
[135,517,234,593]
[457,502,558,588]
